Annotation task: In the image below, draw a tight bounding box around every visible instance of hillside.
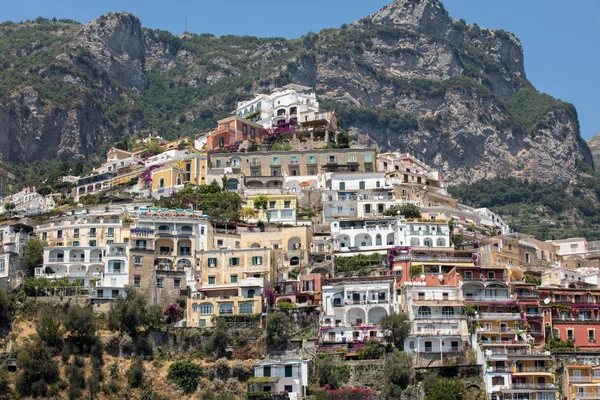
[0,0,594,183]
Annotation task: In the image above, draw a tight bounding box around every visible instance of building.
[187,277,267,327]
[149,152,209,199]
[209,148,376,180]
[403,286,469,356]
[249,358,310,399]
[129,209,212,306]
[194,247,274,288]
[320,276,396,344]
[0,220,35,288]
[90,243,130,300]
[206,116,267,152]
[246,194,297,224]
[564,364,600,400]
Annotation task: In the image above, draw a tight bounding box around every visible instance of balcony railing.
[517,367,554,373]
[512,383,557,390]
[414,329,461,336]
[48,257,65,262]
[478,313,521,320]
[464,296,511,302]
[570,376,592,383]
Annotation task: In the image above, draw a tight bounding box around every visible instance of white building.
[249,359,310,399]
[0,221,35,288]
[90,243,130,299]
[331,217,397,252]
[236,84,319,128]
[2,187,56,214]
[320,277,397,344]
[474,207,510,235]
[402,285,469,355]
[401,220,452,248]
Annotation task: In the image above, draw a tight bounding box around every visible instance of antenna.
[184,15,188,34]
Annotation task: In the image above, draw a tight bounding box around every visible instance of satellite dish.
[420,274,426,281]
[543,298,551,304]
[438,275,444,281]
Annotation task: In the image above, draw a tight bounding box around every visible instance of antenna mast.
[184,15,188,34]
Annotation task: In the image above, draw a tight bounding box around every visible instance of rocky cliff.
[588,132,600,172]
[0,1,593,183]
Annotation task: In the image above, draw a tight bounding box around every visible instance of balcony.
[570,376,593,383]
[414,329,462,336]
[478,313,521,320]
[463,296,511,302]
[574,395,600,400]
[48,257,65,263]
[512,383,557,390]
[89,257,103,262]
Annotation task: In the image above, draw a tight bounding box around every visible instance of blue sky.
[3,0,599,139]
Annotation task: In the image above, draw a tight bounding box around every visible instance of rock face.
[0,2,593,183]
[588,133,600,172]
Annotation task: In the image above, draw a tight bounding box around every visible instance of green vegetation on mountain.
[450,177,600,240]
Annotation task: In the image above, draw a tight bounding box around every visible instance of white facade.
[236,84,319,128]
[252,359,310,399]
[331,218,397,252]
[400,221,451,248]
[378,152,443,182]
[402,286,469,354]
[320,278,396,344]
[549,238,588,256]
[2,187,56,214]
[474,207,511,235]
[0,222,34,288]
[330,172,388,191]
[91,243,130,299]
[36,246,108,286]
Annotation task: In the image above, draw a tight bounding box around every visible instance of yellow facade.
[196,247,274,285]
[565,365,598,400]
[36,214,130,248]
[151,153,208,193]
[187,293,262,327]
[246,194,297,222]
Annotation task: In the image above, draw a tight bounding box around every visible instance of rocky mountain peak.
[77,12,146,90]
[588,132,600,172]
[359,0,452,36]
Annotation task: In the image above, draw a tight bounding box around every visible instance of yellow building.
[246,194,297,224]
[564,364,600,400]
[151,153,208,198]
[36,213,130,248]
[195,247,274,285]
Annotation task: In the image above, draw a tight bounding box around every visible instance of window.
[159,178,165,188]
[272,157,279,166]
[134,256,142,265]
[252,256,263,265]
[89,227,96,236]
[218,137,225,148]
[567,329,574,341]
[156,277,164,288]
[230,275,238,283]
[339,182,345,190]
[269,201,276,209]
[42,232,47,241]
[208,276,215,284]
[107,227,115,237]
[376,181,381,188]
[72,241,79,247]
[200,304,213,315]
[590,329,596,342]
[219,303,233,315]
[359,181,366,190]
[250,128,256,138]
[192,303,198,313]
[285,365,293,378]
[217,239,223,246]
[57,230,63,239]
[349,154,356,162]
[308,156,316,164]
[216,159,222,168]
[487,271,495,280]
[134,276,141,287]
[491,376,505,386]
[174,278,181,288]
[229,257,240,266]
[284,385,293,393]
[73,228,79,238]
[290,156,297,164]
[89,240,97,247]
[199,319,206,327]
[284,201,291,208]
[465,271,472,280]
[239,303,253,314]
[281,210,293,218]
[263,367,271,377]
[242,124,247,134]
[111,262,123,274]
[208,258,217,268]
[0,260,4,274]
[365,154,372,162]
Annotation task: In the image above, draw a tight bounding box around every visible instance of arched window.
[181,226,193,233]
[442,306,454,317]
[159,178,165,188]
[436,238,446,247]
[376,234,382,246]
[247,289,256,299]
[410,238,420,246]
[192,303,198,313]
[290,257,300,266]
[418,306,431,317]
[409,341,414,349]
[200,304,213,315]
[158,225,169,232]
[424,238,433,247]
[176,177,182,186]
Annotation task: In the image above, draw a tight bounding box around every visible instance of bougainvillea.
[164,303,182,324]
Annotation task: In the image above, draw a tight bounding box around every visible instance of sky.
[3,0,600,139]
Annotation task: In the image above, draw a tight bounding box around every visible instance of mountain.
[588,132,600,172]
[0,0,594,183]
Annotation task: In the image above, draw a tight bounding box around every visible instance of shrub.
[265,312,292,349]
[36,313,64,352]
[16,340,59,397]
[167,360,203,394]
[313,357,350,389]
[214,358,230,379]
[231,360,253,382]
[358,339,385,360]
[127,359,145,388]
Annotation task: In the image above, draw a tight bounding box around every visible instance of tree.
[378,312,411,350]
[253,195,268,222]
[3,202,15,211]
[36,314,63,352]
[16,339,59,397]
[425,377,466,400]
[265,311,292,349]
[0,289,12,334]
[127,359,146,388]
[108,287,156,336]
[358,339,385,360]
[382,350,414,399]
[22,238,46,276]
[167,360,203,394]
[207,318,230,358]
[383,204,421,219]
[240,206,255,221]
[313,357,350,389]
[63,304,96,340]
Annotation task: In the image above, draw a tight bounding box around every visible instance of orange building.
[207,117,267,152]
